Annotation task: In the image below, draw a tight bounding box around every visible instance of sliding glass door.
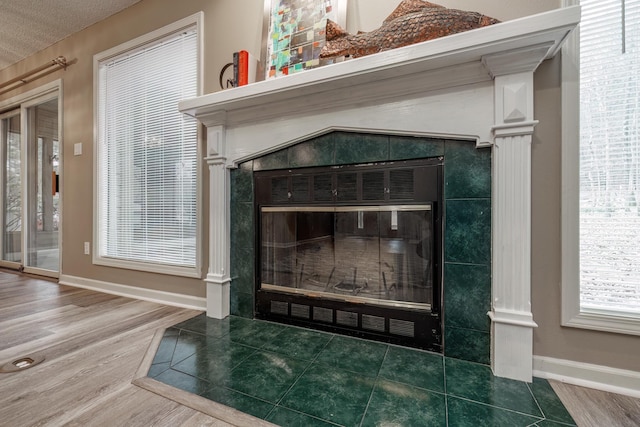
[0,92,60,276]
[1,110,22,264]
[25,97,59,272]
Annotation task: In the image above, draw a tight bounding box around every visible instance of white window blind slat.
[579,0,640,316]
[96,25,198,270]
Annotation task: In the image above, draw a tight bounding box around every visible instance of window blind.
[579,0,640,315]
[96,27,198,270]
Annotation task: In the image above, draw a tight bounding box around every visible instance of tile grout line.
[358,344,391,427]
[170,328,203,368]
[526,381,547,421]
[448,395,547,421]
[444,394,449,426]
[147,329,177,369]
[269,406,343,427]
[225,320,291,414]
[525,381,578,427]
[203,384,281,420]
[170,327,232,371]
[147,328,186,379]
[170,318,277,416]
[168,318,290,420]
[164,320,258,397]
[171,343,256,390]
[166,328,181,368]
[443,356,449,427]
[264,333,337,422]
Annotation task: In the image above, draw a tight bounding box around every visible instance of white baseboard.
[59,274,207,311]
[533,355,640,398]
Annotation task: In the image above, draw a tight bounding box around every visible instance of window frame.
[561,0,640,335]
[92,12,204,278]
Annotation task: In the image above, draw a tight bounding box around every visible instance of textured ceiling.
[0,0,141,71]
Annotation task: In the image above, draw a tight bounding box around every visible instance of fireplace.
[254,158,443,351]
[230,131,490,360]
[179,6,579,381]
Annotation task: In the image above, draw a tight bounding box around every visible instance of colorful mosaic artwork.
[265,0,342,79]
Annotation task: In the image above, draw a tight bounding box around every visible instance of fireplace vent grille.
[313,307,333,323]
[363,171,385,200]
[313,175,332,201]
[362,314,385,332]
[292,176,310,202]
[336,310,358,327]
[337,173,357,201]
[291,303,310,319]
[390,169,414,199]
[271,177,289,202]
[389,319,415,337]
[270,300,288,316]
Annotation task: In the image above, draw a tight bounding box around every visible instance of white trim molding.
[59,274,206,311]
[204,123,231,319]
[488,68,539,382]
[534,355,640,398]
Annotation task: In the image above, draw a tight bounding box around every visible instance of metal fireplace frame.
[253,157,444,351]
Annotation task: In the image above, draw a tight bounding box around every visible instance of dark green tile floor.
[148,314,576,427]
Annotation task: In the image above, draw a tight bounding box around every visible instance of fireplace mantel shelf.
[184,6,580,384]
[180,6,579,129]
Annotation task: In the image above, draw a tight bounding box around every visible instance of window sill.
[562,310,640,336]
[93,255,202,279]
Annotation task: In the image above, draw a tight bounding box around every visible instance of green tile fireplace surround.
[229,131,492,365]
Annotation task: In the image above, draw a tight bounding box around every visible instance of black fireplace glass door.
[260,205,433,309]
[378,209,433,306]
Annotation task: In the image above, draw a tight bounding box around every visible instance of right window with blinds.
[562,0,640,333]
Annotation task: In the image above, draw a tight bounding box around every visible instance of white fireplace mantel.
[180,6,580,382]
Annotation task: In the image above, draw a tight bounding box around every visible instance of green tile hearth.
[445,357,543,418]
[362,379,446,426]
[148,314,575,427]
[279,363,376,426]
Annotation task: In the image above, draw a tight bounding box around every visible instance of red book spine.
[238,50,249,86]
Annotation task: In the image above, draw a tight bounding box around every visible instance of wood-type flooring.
[0,270,638,426]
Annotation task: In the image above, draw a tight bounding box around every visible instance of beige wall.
[347,0,560,30]
[0,0,264,298]
[0,0,638,372]
[532,56,640,372]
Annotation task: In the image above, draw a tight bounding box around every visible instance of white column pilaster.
[486,68,539,382]
[204,122,231,319]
